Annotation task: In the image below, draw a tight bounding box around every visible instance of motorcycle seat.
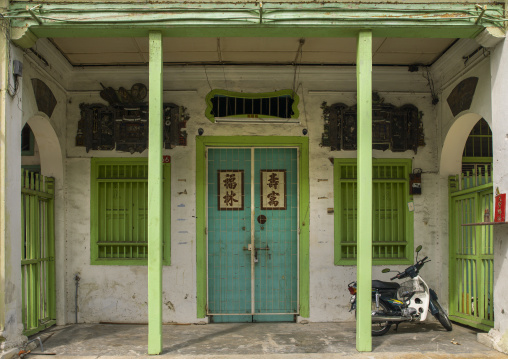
[372,280,400,290]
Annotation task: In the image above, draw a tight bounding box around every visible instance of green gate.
[449,168,494,331]
[21,169,56,336]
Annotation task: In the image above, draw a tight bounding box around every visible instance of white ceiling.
[51,37,456,66]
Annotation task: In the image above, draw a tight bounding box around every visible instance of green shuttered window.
[91,158,171,265]
[334,159,413,265]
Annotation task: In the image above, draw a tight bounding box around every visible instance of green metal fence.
[449,166,494,331]
[21,169,56,336]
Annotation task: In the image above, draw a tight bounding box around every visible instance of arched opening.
[461,118,492,176]
[21,123,41,173]
[445,113,494,331]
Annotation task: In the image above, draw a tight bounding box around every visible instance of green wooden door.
[207,148,298,322]
[449,173,494,331]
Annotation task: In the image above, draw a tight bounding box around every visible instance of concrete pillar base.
[477,329,508,354]
[0,348,18,359]
[0,331,26,352]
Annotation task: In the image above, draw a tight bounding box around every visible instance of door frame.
[196,136,309,319]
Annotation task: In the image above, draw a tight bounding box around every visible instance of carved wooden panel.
[321,96,424,153]
[76,102,188,153]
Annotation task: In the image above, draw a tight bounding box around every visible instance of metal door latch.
[243,244,270,263]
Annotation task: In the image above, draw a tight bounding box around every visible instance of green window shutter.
[334,158,413,265]
[91,158,171,265]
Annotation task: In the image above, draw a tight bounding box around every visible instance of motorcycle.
[347,245,453,336]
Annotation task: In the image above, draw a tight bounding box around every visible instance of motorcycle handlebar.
[390,256,430,280]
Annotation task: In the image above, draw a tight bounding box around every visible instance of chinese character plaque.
[261,170,287,210]
[218,170,244,211]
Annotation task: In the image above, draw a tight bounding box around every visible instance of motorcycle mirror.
[381,268,391,273]
[415,245,422,253]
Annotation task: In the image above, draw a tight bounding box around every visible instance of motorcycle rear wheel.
[431,299,453,331]
[371,300,392,336]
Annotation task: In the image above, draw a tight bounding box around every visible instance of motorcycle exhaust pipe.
[372,315,410,322]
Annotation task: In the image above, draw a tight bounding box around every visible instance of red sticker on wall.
[163,155,171,163]
[495,193,506,223]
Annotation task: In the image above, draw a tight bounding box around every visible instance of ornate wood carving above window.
[75,102,188,153]
[321,94,424,153]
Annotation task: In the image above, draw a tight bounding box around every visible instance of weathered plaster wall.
[1,44,25,349]
[60,57,450,324]
[491,35,508,339]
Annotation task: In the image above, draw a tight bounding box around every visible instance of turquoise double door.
[207,148,298,322]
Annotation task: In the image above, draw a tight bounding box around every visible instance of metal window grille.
[91,159,170,264]
[211,95,295,119]
[462,119,492,159]
[335,159,412,264]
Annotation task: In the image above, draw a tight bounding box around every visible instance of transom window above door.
[205,90,299,123]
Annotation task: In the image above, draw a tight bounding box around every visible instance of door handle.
[242,244,270,263]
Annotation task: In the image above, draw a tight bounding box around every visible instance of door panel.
[208,148,252,322]
[253,148,298,322]
[207,147,298,323]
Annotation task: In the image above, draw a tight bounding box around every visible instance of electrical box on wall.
[410,169,422,195]
[13,60,23,77]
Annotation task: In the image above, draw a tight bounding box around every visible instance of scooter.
[347,245,453,336]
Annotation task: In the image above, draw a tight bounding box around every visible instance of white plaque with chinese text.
[261,170,286,210]
[218,170,244,210]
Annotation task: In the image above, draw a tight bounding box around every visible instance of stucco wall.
[1,44,25,349]
[61,61,448,323]
[490,35,508,336]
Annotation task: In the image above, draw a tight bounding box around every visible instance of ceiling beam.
[7,2,505,48]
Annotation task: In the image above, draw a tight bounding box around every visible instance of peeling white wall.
[60,59,450,324]
[1,44,25,349]
[4,36,497,328]
[490,36,508,336]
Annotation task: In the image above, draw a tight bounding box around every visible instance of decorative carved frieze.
[321,94,424,153]
[76,101,188,153]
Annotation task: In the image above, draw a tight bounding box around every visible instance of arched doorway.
[444,114,494,331]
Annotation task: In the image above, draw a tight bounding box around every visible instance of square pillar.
[356,30,373,352]
[148,30,163,355]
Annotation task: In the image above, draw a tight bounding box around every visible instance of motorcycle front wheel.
[431,299,453,331]
[371,300,392,336]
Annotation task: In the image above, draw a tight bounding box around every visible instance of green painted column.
[148,30,163,355]
[356,30,373,352]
